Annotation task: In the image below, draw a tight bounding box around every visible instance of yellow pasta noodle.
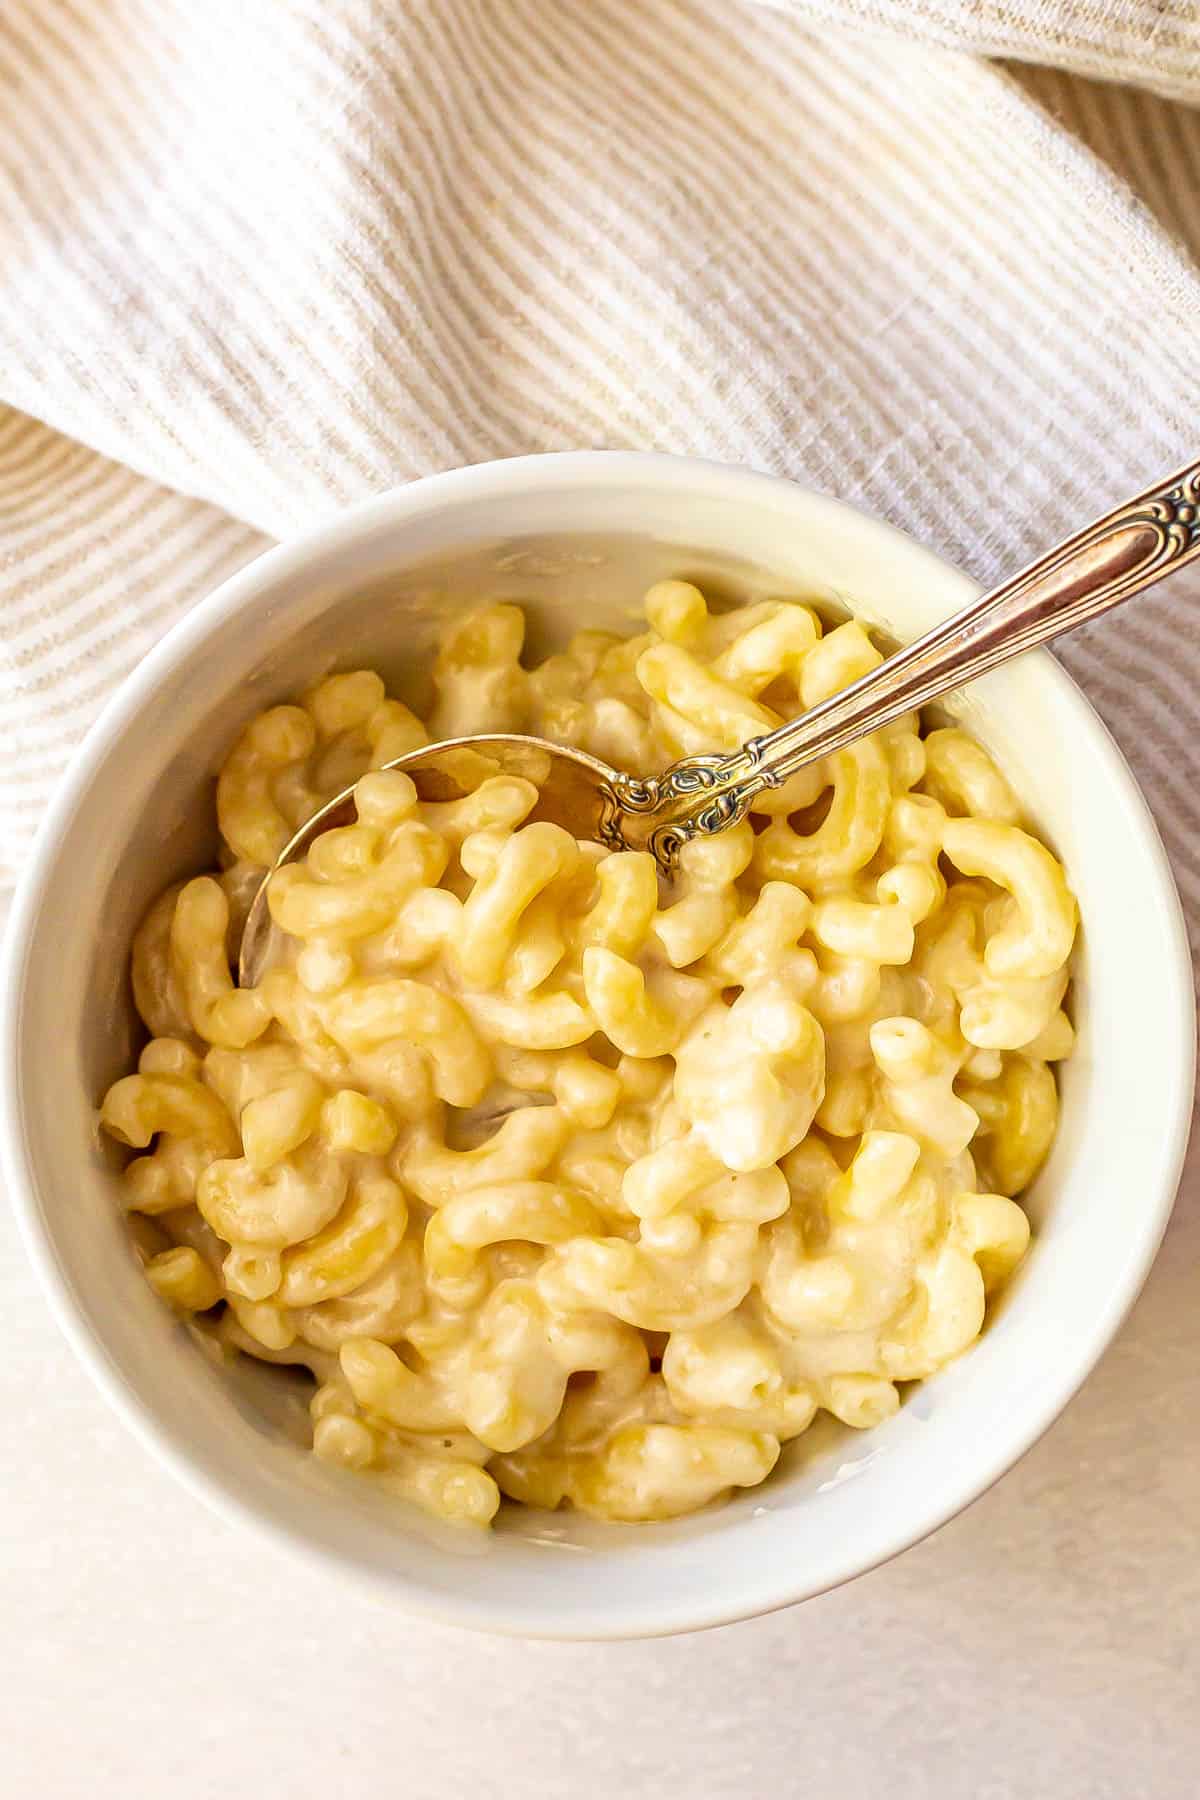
[99,579,1076,1527]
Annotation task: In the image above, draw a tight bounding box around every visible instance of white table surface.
[2,882,1197,1800]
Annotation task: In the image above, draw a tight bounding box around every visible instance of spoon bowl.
[237,733,640,986]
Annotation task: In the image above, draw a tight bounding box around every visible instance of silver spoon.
[240,456,1200,986]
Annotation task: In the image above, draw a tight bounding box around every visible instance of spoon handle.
[633,455,1200,862]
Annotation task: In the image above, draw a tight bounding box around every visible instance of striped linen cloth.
[1,0,1198,947]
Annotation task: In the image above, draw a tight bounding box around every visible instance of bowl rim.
[2,449,1195,1639]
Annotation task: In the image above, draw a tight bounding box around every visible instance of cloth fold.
[767,0,1200,102]
[1,0,1198,939]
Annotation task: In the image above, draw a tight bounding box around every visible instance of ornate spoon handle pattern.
[613,457,1200,867]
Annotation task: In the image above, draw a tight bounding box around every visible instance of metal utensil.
[239,456,1200,986]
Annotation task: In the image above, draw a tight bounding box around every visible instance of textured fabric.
[0,0,1198,933]
[1011,62,1200,262]
[768,0,1200,101]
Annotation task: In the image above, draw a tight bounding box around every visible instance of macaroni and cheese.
[99,582,1076,1526]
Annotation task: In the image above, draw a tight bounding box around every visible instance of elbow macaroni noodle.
[100,581,1076,1527]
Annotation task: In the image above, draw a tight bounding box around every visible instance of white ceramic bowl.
[2,453,1193,1639]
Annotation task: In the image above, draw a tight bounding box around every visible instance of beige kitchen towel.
[770,0,1200,100]
[1,0,1198,934]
